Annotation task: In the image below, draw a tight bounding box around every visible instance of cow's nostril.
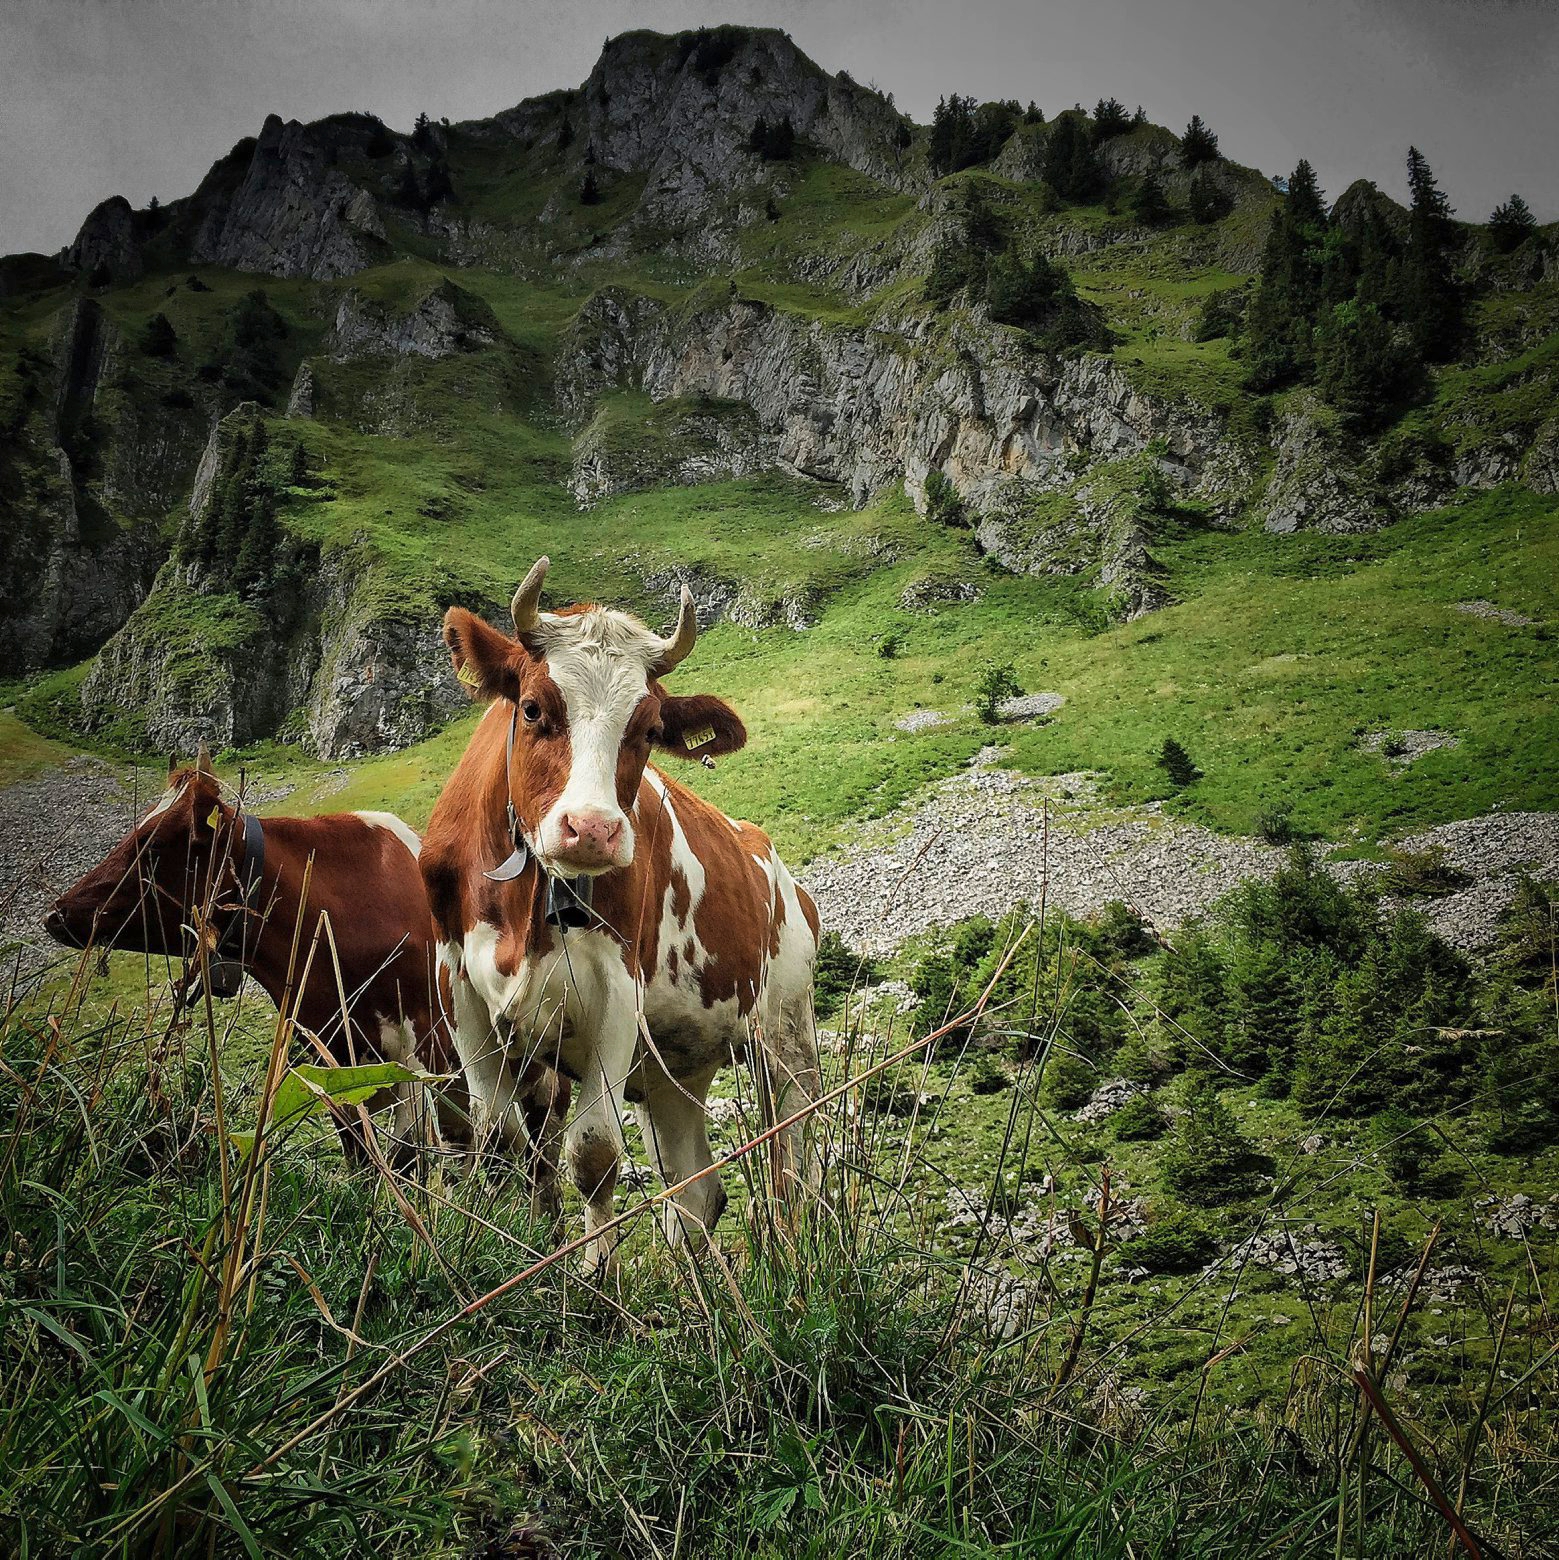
[561,812,624,857]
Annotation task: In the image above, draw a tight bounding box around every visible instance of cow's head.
[43,748,241,956]
[442,558,745,875]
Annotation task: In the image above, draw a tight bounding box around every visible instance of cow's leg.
[566,1004,636,1277]
[638,1063,725,1249]
[759,991,825,1201]
[517,1062,568,1225]
[450,974,530,1162]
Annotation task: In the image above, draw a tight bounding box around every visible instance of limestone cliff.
[79,409,466,758]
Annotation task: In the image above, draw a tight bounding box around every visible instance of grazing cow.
[43,750,567,1177]
[421,558,823,1271]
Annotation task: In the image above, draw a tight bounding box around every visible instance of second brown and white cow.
[43,750,568,1178]
[421,559,822,1270]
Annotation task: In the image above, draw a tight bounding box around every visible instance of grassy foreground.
[3,877,1555,1557]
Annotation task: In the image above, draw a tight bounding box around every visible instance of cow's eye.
[648,724,665,744]
[520,699,542,726]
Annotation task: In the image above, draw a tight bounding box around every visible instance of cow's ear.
[654,693,747,759]
[444,608,523,702]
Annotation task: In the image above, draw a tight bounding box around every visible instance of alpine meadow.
[4,17,1559,1559]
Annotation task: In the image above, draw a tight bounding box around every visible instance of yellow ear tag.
[456,660,481,688]
[684,724,717,751]
[206,806,222,829]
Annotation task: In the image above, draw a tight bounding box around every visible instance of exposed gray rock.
[1073,1078,1147,1124]
[1222,1225,1350,1285]
[1454,599,1535,628]
[1455,433,1524,490]
[0,298,185,675]
[1388,812,1559,948]
[286,362,315,419]
[998,692,1065,721]
[62,196,143,281]
[899,571,981,611]
[801,748,1559,957]
[191,114,386,280]
[1259,407,1391,533]
[1477,1192,1559,1239]
[801,752,1284,955]
[505,28,920,239]
[569,394,776,507]
[895,709,953,733]
[1520,417,1559,495]
[326,279,498,360]
[974,462,1171,620]
[80,407,467,758]
[558,285,1247,613]
[1359,729,1461,765]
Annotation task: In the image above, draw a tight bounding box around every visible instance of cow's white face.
[442,569,749,880]
[528,607,665,874]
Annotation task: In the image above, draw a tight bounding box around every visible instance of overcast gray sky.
[4,0,1557,257]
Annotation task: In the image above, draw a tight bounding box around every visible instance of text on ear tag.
[684,724,717,751]
[206,807,222,829]
[456,660,481,688]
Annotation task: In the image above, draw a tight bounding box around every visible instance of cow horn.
[652,585,698,676]
[195,742,213,777]
[511,556,550,636]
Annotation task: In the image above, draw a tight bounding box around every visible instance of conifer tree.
[140,313,177,358]
[1158,737,1200,787]
[1187,167,1231,225]
[1092,96,1131,144]
[1130,171,1172,226]
[1243,160,1329,390]
[1399,146,1462,361]
[1180,114,1219,167]
[1042,111,1101,202]
[929,95,977,176]
[234,490,278,600]
[1488,192,1537,254]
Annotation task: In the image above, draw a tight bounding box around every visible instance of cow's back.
[266,811,449,1066]
[601,767,817,1081]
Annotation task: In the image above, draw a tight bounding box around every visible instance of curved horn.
[195,742,213,777]
[651,585,698,676]
[511,556,550,636]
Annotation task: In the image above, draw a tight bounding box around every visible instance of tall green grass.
[3,884,1553,1557]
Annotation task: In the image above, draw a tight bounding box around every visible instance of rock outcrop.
[484,27,918,244]
[190,114,387,280]
[569,393,776,507]
[62,196,144,281]
[559,288,1239,507]
[79,404,467,758]
[0,297,200,675]
[326,279,499,360]
[557,284,1245,614]
[1257,406,1391,533]
[82,545,467,759]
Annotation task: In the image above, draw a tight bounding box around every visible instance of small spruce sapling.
[1158,737,1201,787]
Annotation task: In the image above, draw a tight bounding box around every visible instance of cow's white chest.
[447,921,629,1079]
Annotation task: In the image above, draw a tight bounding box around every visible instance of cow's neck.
[228,817,356,1033]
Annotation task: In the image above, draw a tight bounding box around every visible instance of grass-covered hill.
[2,23,1558,1559]
[1,22,1554,857]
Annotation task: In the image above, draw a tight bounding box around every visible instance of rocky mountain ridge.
[4,23,1556,756]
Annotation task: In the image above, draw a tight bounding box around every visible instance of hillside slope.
[1,24,1554,850]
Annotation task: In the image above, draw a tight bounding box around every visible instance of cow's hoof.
[577,1243,619,1283]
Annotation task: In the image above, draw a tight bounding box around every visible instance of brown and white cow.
[422,558,822,1270]
[43,750,567,1175]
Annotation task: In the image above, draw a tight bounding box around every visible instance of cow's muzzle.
[551,809,629,872]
